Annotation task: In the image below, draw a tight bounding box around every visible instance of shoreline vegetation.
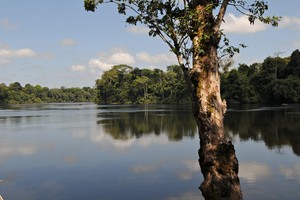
[0,84,96,105]
[1,49,300,105]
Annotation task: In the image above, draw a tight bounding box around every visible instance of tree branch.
[214,0,230,33]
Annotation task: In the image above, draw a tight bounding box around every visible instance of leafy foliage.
[221,49,300,104]
[0,83,96,104]
[95,64,191,104]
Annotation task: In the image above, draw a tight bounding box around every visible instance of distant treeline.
[2,49,300,105]
[221,49,300,104]
[95,64,191,104]
[95,49,300,105]
[0,83,96,104]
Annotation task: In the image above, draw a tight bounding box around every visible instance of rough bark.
[189,2,243,200]
[191,45,243,200]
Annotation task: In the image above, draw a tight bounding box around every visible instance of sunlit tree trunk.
[189,2,243,200]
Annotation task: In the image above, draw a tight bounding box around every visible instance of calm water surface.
[0,103,299,200]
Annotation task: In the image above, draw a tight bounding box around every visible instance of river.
[0,103,299,199]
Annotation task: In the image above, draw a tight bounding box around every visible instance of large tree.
[84,0,279,199]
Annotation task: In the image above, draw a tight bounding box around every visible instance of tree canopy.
[0,83,96,105]
[94,64,191,104]
[221,49,300,104]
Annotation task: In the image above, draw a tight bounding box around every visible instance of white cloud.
[279,16,300,30]
[239,162,272,183]
[108,52,135,64]
[0,49,14,57]
[0,48,36,58]
[61,38,76,46]
[88,58,113,72]
[222,14,300,34]
[71,65,86,72]
[136,52,156,63]
[126,26,149,34]
[71,49,176,76]
[87,51,136,73]
[136,52,176,64]
[15,48,37,57]
[0,48,36,65]
[221,13,267,34]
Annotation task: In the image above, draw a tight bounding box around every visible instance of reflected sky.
[0,103,300,199]
[225,104,300,199]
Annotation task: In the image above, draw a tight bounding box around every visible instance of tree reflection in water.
[96,104,300,199]
[97,105,197,141]
[225,104,300,156]
[97,104,300,157]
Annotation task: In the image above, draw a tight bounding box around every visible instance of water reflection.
[225,104,300,156]
[239,162,272,183]
[97,105,197,141]
[279,164,300,180]
[0,103,300,199]
[95,104,300,157]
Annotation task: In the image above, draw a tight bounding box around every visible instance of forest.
[94,64,191,104]
[222,49,300,104]
[1,49,300,105]
[0,83,96,104]
[95,49,300,105]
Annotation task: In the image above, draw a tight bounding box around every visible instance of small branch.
[156,30,175,50]
[214,0,230,33]
[231,4,252,17]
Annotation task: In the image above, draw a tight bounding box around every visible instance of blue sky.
[1,0,300,88]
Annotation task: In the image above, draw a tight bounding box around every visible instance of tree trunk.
[190,49,242,200]
[189,3,243,200]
